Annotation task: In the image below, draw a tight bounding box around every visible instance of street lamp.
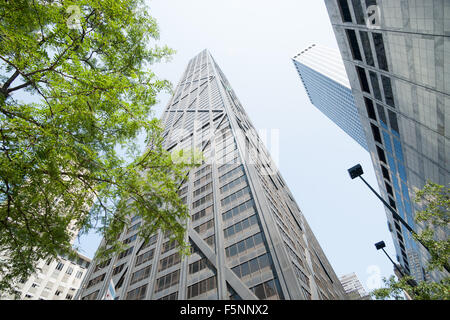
[375,241,418,288]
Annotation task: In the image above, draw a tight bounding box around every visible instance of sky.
[76,0,398,293]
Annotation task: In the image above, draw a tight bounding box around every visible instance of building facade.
[75,49,347,300]
[292,44,368,151]
[339,272,370,300]
[322,0,449,282]
[0,252,91,300]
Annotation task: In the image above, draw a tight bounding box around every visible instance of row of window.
[218,165,244,183]
[87,273,105,288]
[222,199,255,221]
[194,172,212,187]
[193,182,212,197]
[231,253,272,279]
[130,265,152,285]
[187,275,217,299]
[225,232,264,258]
[158,252,181,272]
[191,205,213,222]
[221,186,250,207]
[223,214,258,239]
[155,270,180,293]
[193,218,215,235]
[135,248,155,267]
[188,257,214,275]
[161,240,178,254]
[220,174,247,194]
[126,284,147,300]
[250,278,282,300]
[192,192,213,209]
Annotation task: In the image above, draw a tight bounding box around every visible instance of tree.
[0,0,198,295]
[371,181,450,300]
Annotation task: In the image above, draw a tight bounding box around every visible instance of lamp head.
[348,164,363,179]
[375,241,386,250]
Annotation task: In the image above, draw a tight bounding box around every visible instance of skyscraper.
[292,44,368,151]
[75,49,346,300]
[339,273,370,300]
[321,0,449,282]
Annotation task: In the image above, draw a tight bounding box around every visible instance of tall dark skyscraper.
[75,50,346,300]
[318,0,448,283]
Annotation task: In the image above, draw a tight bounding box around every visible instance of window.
[65,266,73,275]
[94,258,111,272]
[75,271,83,279]
[369,71,382,101]
[250,279,282,300]
[381,75,395,107]
[126,284,147,300]
[370,123,382,144]
[219,165,244,183]
[130,265,152,285]
[135,249,155,267]
[123,234,138,245]
[141,234,158,249]
[337,0,352,22]
[376,104,387,126]
[158,252,181,272]
[155,270,180,292]
[189,257,214,274]
[194,218,214,235]
[55,290,62,296]
[376,146,387,164]
[381,165,391,182]
[65,294,73,300]
[222,199,255,221]
[388,110,399,134]
[364,97,377,120]
[87,273,106,288]
[356,66,370,93]
[55,262,64,271]
[112,263,126,275]
[224,214,258,239]
[221,186,250,206]
[187,276,217,299]
[225,232,264,258]
[231,253,272,279]
[359,31,374,66]
[192,192,213,208]
[220,175,247,194]
[118,246,134,260]
[158,292,178,300]
[351,0,366,25]
[192,205,213,222]
[372,33,389,71]
[385,182,394,196]
[161,240,178,254]
[346,29,362,61]
[193,182,212,197]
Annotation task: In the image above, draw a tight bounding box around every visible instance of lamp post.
[375,241,418,290]
[348,163,450,274]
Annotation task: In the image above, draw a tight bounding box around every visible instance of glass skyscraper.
[292,44,368,151]
[75,50,347,300]
[321,0,449,283]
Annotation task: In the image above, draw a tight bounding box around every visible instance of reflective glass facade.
[324,0,449,283]
[293,45,368,151]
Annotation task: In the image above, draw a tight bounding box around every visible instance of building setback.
[322,0,449,282]
[75,49,347,300]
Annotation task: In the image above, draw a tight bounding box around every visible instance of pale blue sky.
[76,0,397,293]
